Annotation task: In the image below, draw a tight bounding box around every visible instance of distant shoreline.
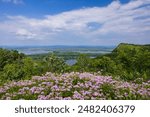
[0,45,115,55]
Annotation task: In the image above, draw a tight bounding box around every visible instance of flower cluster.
[0,72,150,100]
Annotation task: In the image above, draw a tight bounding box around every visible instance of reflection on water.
[66,59,77,66]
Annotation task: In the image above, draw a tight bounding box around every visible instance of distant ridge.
[112,43,150,53]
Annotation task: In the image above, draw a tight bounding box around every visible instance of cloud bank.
[0,0,150,45]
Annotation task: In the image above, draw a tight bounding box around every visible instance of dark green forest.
[0,43,150,85]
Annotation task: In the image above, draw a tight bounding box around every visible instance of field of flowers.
[0,72,150,100]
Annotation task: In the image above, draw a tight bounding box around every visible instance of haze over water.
[1,46,115,55]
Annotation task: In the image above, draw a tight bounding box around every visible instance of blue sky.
[0,0,149,46]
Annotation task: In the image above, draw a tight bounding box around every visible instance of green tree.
[43,53,67,73]
[0,49,25,71]
[76,54,90,72]
[22,57,35,79]
[2,63,24,81]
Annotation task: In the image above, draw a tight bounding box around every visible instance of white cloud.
[0,0,150,45]
[1,0,23,4]
[15,29,37,40]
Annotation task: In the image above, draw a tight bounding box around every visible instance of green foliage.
[29,51,99,61]
[43,53,68,73]
[27,43,150,81]
[72,78,85,85]
[75,54,90,71]
[87,43,150,81]
[2,63,24,81]
[111,43,150,80]
[0,48,25,71]
[12,94,38,100]
[61,91,73,98]
[22,57,35,79]
[100,83,116,99]
[1,58,35,81]
[0,49,39,82]
[0,43,149,83]
[91,56,117,75]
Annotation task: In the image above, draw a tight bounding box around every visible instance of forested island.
[0,43,150,100]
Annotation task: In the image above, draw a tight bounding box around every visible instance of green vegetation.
[43,53,69,73]
[28,51,100,61]
[0,43,150,85]
[72,43,150,81]
[93,43,150,80]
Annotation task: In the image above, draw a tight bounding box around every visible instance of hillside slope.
[112,43,150,53]
[92,43,150,80]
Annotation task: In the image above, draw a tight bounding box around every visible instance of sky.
[0,0,150,46]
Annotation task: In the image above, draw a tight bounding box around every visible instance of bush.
[2,63,24,81]
[43,53,68,73]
